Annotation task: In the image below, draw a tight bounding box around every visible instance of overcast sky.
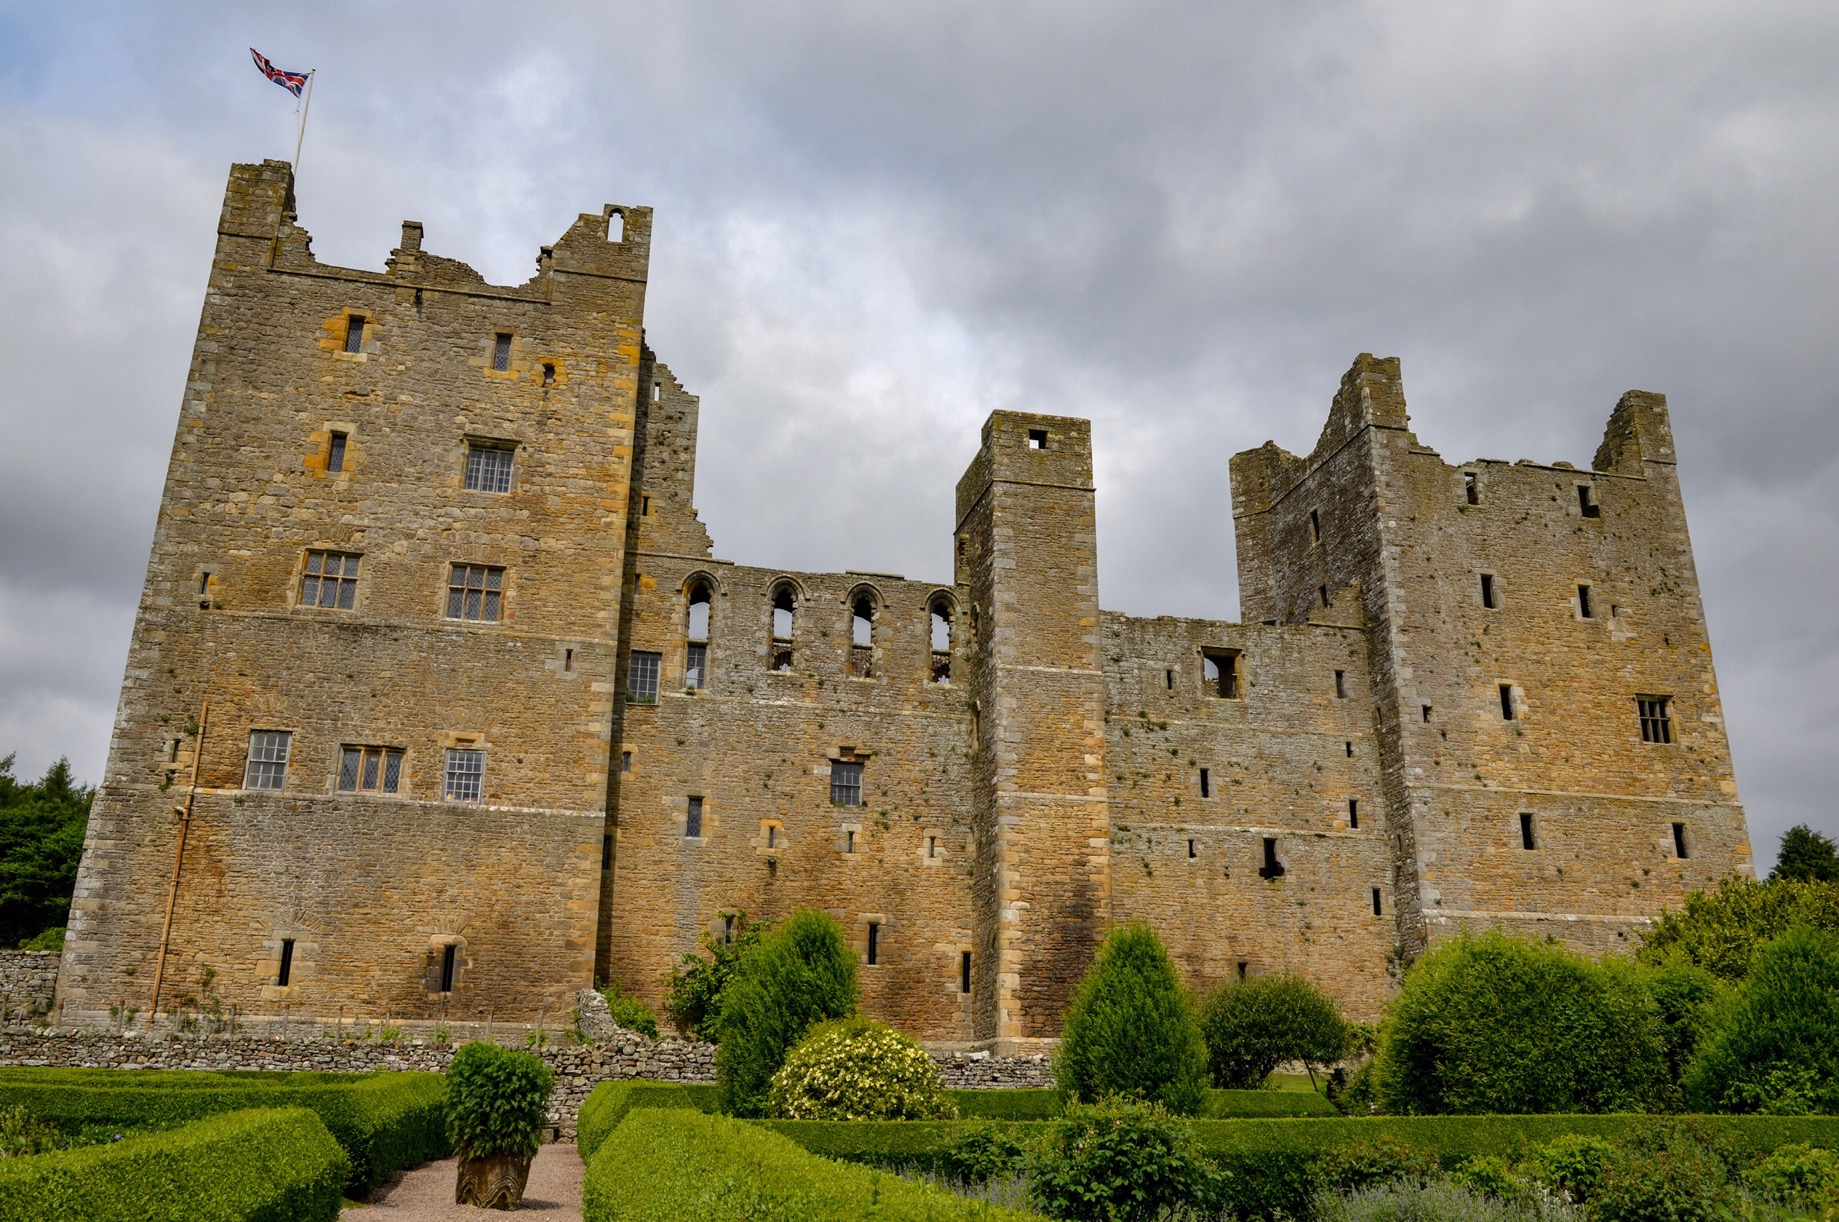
[1,2,1834,869]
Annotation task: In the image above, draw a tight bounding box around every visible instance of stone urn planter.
[455,1149,534,1210]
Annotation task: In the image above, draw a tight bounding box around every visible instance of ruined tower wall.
[58,161,649,1028]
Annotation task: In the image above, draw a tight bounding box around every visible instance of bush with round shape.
[1684,924,1839,1114]
[444,1041,555,1209]
[765,1017,956,1121]
[1374,931,1667,1115]
[714,908,859,1117]
[1054,922,1208,1116]
[1199,973,1349,1089]
[1746,1142,1839,1215]
[1526,1134,1617,1204]
[1025,1097,1217,1222]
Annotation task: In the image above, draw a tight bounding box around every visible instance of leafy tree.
[1638,875,1839,982]
[1055,922,1208,1116]
[1684,925,1839,1114]
[1374,930,1667,1114]
[714,908,858,1117]
[1198,973,1349,1089]
[663,911,769,1040]
[0,755,91,947]
[1773,824,1839,884]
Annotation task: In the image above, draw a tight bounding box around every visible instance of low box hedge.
[0,1106,347,1221]
[0,1068,447,1195]
[583,1107,1042,1220]
[1201,1089,1337,1118]
[576,1080,723,1159]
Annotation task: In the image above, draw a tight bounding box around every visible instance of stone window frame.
[299,549,361,611]
[1201,648,1243,700]
[331,308,372,362]
[445,562,506,624]
[844,582,883,681]
[927,590,957,685]
[242,730,293,792]
[683,572,721,692]
[767,578,804,674]
[442,747,486,803]
[462,438,518,494]
[626,650,661,704]
[336,744,405,796]
[1637,694,1674,744]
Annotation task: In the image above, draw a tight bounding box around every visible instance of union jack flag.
[249,48,309,98]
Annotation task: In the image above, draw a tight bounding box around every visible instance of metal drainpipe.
[148,698,207,1031]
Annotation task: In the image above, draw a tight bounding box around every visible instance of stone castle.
[57,161,1753,1049]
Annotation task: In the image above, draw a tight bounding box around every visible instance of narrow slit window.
[1258,837,1286,880]
[1520,812,1537,850]
[1202,650,1241,699]
[492,332,512,372]
[1481,573,1497,609]
[327,431,347,473]
[277,938,295,987]
[564,647,575,672]
[1578,484,1600,518]
[845,829,856,854]
[930,602,953,684]
[198,572,212,608]
[641,495,650,517]
[866,922,880,965]
[850,595,875,678]
[602,834,613,870]
[686,796,703,838]
[1348,798,1359,829]
[831,760,863,807]
[1237,961,1249,981]
[766,824,777,849]
[1499,684,1516,720]
[620,750,632,772]
[1422,705,1433,723]
[1335,670,1347,699]
[770,587,796,671]
[927,835,938,858]
[1673,822,1689,858]
[1165,669,1174,690]
[1464,470,1479,505]
[686,582,712,690]
[1638,696,1673,744]
[1188,839,1197,859]
[1310,509,1321,544]
[1345,741,1353,758]
[961,951,972,994]
[343,315,364,354]
[440,944,457,992]
[1320,585,1330,608]
[1199,768,1211,798]
[723,915,735,944]
[1578,584,1594,619]
[1371,888,1383,916]
[446,563,505,622]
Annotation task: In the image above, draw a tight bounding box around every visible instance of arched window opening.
[770,587,796,672]
[929,601,953,684]
[685,582,711,690]
[849,595,875,678]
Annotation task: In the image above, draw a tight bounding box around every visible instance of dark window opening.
[1345,741,1353,758]
[1348,798,1359,829]
[1165,669,1174,690]
[1258,837,1286,880]
[1371,887,1383,916]
[1188,838,1197,859]
[1026,429,1048,450]
[1203,650,1241,699]
[1499,684,1516,720]
[1639,696,1673,744]
[866,922,880,965]
[641,495,650,516]
[831,760,863,807]
[564,647,575,672]
[771,587,796,671]
[1481,573,1497,609]
[602,834,613,870]
[845,829,856,854]
[1335,669,1347,699]
[492,332,512,372]
[1237,961,1249,981]
[1672,822,1689,859]
[1520,812,1537,850]
[343,316,364,354]
[277,938,295,987]
[440,944,456,993]
[1578,585,1594,619]
[686,796,703,838]
[1464,470,1479,505]
[723,915,735,944]
[620,750,631,772]
[542,362,556,387]
[198,572,212,609]
[961,951,972,994]
[327,431,347,473]
[1319,585,1330,608]
[1310,509,1321,544]
[1199,768,1211,798]
[850,595,875,678]
[766,824,777,849]
[1578,484,1600,518]
[927,835,938,858]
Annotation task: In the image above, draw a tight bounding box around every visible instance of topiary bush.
[1054,922,1208,1116]
[1374,931,1667,1115]
[767,1017,957,1120]
[715,908,859,1117]
[444,1042,554,1160]
[1199,973,1349,1089]
[1025,1098,1217,1222]
[1684,924,1839,1114]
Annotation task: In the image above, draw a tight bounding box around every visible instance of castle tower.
[955,413,1111,1050]
[57,162,652,1029]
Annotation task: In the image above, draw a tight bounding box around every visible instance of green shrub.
[444,1042,554,1160]
[665,910,770,1039]
[941,1121,1035,1184]
[1025,1098,1216,1222]
[767,1017,956,1120]
[598,981,660,1037]
[1746,1141,1839,1214]
[1685,925,1839,1114]
[1639,875,1839,982]
[1200,974,1350,1089]
[950,1089,1062,1120]
[0,1068,445,1195]
[1316,1136,1441,1194]
[1638,955,1722,1100]
[1525,1133,1617,1203]
[19,926,65,952]
[0,1103,62,1155]
[1374,931,1667,1114]
[1588,1118,1749,1222]
[0,1106,347,1221]
[582,1106,1040,1220]
[714,908,859,1117]
[575,1080,721,1160]
[1318,1178,1580,1222]
[1054,923,1207,1116]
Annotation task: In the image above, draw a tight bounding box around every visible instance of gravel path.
[342,1143,584,1221]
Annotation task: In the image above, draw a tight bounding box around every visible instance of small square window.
[1202,650,1241,699]
[492,332,512,372]
[627,651,661,704]
[1638,696,1673,744]
[831,760,863,807]
[327,431,347,473]
[1026,429,1048,450]
[464,443,515,493]
[446,564,505,623]
[344,315,365,354]
[337,746,403,794]
[443,748,485,803]
[243,731,292,791]
[300,551,360,610]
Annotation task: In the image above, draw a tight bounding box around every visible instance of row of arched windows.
[681,577,956,688]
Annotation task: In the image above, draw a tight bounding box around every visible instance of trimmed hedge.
[0,1106,347,1221]
[1203,1089,1337,1118]
[0,1068,446,1195]
[584,1107,1042,1220]
[576,1080,723,1159]
[942,1088,1333,1120]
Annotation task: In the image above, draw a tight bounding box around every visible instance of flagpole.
[292,70,316,176]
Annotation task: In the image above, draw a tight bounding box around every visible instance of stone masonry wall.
[0,953,58,1024]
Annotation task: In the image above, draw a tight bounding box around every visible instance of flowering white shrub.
[767,1017,958,1120]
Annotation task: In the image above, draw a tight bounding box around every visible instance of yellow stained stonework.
[57,163,1752,1049]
